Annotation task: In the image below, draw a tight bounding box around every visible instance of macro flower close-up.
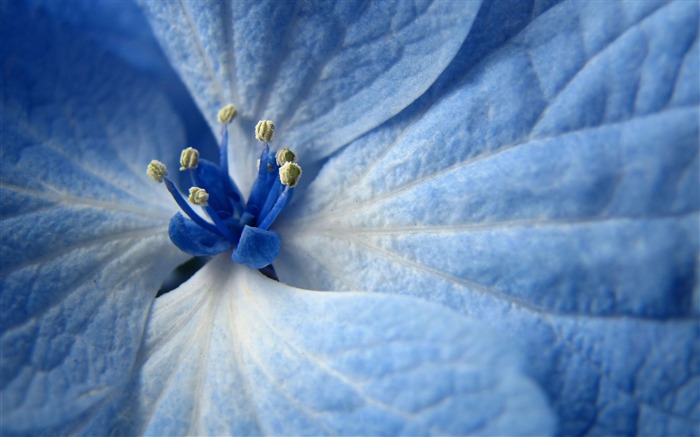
[1,0,698,435]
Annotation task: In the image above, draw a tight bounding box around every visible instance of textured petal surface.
[276,1,700,435]
[0,3,187,433]
[83,255,554,436]
[140,0,481,188]
[27,0,170,75]
[30,0,218,156]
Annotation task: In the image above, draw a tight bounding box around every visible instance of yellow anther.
[179,147,199,170]
[275,147,296,166]
[188,187,209,206]
[146,160,167,183]
[255,120,275,142]
[279,162,302,187]
[218,104,237,124]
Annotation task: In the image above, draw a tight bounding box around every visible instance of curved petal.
[169,213,232,256]
[0,3,188,433]
[79,255,554,436]
[401,0,565,115]
[29,0,218,158]
[27,0,170,75]
[276,1,700,435]
[231,225,280,269]
[140,0,482,188]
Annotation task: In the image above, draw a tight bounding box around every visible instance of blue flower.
[1,1,698,436]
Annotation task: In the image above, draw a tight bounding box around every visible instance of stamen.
[279,162,302,188]
[154,105,299,268]
[258,187,292,230]
[185,186,236,240]
[218,104,237,124]
[258,177,283,223]
[179,147,200,170]
[258,162,302,230]
[188,187,209,206]
[255,120,275,142]
[146,160,167,183]
[275,147,296,166]
[244,144,274,217]
[163,177,223,237]
[216,106,243,208]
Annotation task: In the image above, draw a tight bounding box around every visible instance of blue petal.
[169,212,232,256]
[80,257,555,436]
[141,0,482,188]
[26,0,222,165]
[231,225,281,269]
[276,1,699,435]
[0,3,188,434]
[27,0,170,75]
[407,0,564,111]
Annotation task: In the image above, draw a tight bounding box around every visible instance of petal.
[402,0,565,112]
[140,0,482,187]
[28,0,171,75]
[28,0,218,156]
[82,256,555,436]
[277,1,700,435]
[169,212,232,256]
[0,3,188,433]
[231,225,281,269]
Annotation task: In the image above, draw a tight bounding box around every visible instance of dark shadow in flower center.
[156,256,210,297]
[156,257,279,298]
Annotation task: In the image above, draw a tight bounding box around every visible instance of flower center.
[146,104,302,271]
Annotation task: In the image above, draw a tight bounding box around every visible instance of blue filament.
[163,177,223,237]
[258,187,292,231]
